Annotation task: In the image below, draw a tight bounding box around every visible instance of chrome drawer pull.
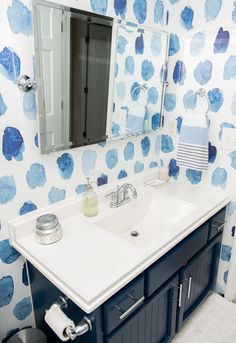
[115,296,145,321]
[187,276,192,299]
[212,220,227,231]
[178,284,183,308]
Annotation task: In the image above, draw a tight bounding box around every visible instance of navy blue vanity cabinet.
[176,232,222,331]
[105,274,179,343]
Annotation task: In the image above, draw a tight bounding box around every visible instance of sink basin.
[96,187,199,247]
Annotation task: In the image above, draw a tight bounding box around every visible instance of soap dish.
[144,178,167,189]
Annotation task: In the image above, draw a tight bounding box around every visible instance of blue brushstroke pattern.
[97,173,108,186]
[181,6,194,30]
[205,0,222,21]
[228,151,236,169]
[134,161,144,173]
[98,141,106,148]
[149,161,158,168]
[208,142,217,164]
[23,89,37,120]
[0,94,7,116]
[82,150,97,176]
[224,271,228,284]
[224,56,236,80]
[193,60,213,85]
[20,201,37,215]
[124,142,134,161]
[148,87,158,104]
[75,184,87,194]
[211,167,227,189]
[173,60,186,85]
[164,93,176,111]
[231,94,236,116]
[190,31,206,56]
[2,127,24,161]
[227,201,236,216]
[141,60,154,81]
[26,163,46,189]
[219,122,236,140]
[0,176,16,204]
[0,239,20,264]
[7,0,32,36]
[22,263,29,286]
[141,136,150,156]
[161,135,174,153]
[0,276,14,307]
[186,169,202,184]
[168,159,179,179]
[48,186,66,204]
[0,47,20,83]
[131,82,141,101]
[151,33,162,56]
[117,36,127,54]
[214,28,230,54]
[169,33,180,56]
[154,0,164,25]
[152,113,161,130]
[183,90,197,110]
[57,153,74,179]
[135,34,144,54]
[34,133,38,147]
[13,297,32,320]
[112,123,121,136]
[169,0,179,3]
[106,149,118,169]
[176,116,183,134]
[114,0,127,18]
[208,88,223,112]
[232,226,235,237]
[90,0,108,14]
[116,81,126,99]
[118,169,128,179]
[221,245,232,262]
[133,0,147,24]
[125,56,134,74]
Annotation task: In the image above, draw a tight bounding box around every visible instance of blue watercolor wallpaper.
[1,0,236,339]
[0,0,163,339]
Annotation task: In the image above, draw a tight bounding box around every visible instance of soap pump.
[83,178,98,217]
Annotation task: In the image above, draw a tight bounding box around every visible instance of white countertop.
[8,172,230,313]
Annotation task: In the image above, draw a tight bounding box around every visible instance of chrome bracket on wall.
[18,75,38,92]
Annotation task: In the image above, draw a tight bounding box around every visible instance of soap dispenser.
[83,178,98,217]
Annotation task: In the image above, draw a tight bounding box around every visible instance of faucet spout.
[105,183,137,208]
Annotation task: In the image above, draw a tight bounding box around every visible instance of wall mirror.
[33,0,169,154]
[33,0,117,153]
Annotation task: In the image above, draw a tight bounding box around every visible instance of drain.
[130,230,140,237]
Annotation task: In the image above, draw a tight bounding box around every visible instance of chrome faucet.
[106,183,137,208]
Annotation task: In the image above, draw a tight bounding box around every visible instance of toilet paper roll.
[45,305,75,341]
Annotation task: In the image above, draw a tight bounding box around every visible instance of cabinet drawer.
[103,274,145,335]
[145,222,209,297]
[209,207,226,240]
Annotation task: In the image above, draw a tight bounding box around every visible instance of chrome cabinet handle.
[114,296,145,321]
[187,276,192,299]
[178,284,183,308]
[212,220,227,231]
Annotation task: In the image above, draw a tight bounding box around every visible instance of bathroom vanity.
[8,175,229,342]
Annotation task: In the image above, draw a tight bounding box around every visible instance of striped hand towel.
[176,112,209,171]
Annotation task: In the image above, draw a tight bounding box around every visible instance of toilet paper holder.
[47,296,92,341]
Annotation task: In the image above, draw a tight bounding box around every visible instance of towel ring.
[131,83,148,97]
[195,88,210,115]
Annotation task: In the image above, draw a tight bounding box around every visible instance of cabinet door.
[176,233,222,331]
[106,274,179,343]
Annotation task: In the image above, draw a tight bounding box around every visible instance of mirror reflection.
[109,23,169,139]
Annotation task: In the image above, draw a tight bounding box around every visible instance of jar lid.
[36,214,59,231]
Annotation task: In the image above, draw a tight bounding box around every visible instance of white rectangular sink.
[96,188,199,247]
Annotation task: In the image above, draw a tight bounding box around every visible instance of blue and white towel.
[176,112,209,171]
